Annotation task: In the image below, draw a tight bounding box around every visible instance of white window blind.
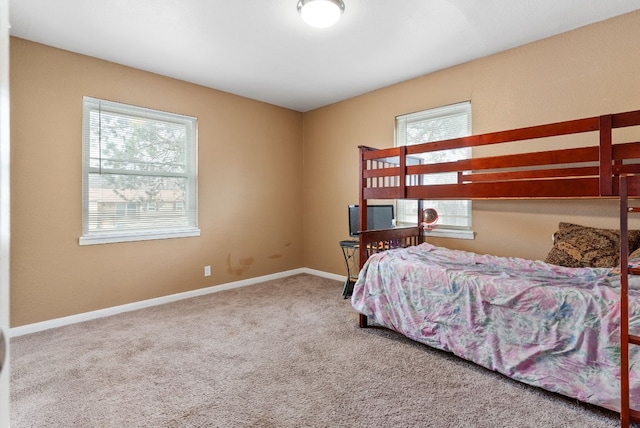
[80,97,199,245]
[395,101,473,239]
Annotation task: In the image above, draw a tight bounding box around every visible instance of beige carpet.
[10,273,627,427]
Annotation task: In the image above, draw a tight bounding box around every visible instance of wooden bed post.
[619,175,640,426]
[599,114,613,196]
[358,313,368,328]
[620,175,630,427]
[399,145,407,198]
[417,199,424,244]
[358,146,368,271]
[358,146,369,328]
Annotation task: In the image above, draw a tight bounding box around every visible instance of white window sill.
[423,228,475,240]
[79,228,201,245]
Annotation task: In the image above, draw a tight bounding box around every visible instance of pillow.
[609,247,640,276]
[544,222,640,268]
[606,247,640,288]
[630,247,640,261]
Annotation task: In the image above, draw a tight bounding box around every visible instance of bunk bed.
[350,109,640,427]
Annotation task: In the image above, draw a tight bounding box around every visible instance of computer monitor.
[348,204,395,237]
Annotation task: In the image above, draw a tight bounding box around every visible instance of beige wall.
[302,10,640,275]
[10,38,303,327]
[10,10,640,327]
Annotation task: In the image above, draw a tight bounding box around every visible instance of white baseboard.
[303,268,345,283]
[10,268,346,337]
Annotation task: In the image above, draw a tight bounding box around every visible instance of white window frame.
[80,97,200,245]
[395,101,474,240]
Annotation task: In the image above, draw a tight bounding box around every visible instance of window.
[81,97,199,245]
[395,101,473,239]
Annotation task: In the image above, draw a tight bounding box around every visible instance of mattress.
[351,242,640,411]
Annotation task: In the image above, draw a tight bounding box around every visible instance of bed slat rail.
[357,227,422,270]
[415,145,599,175]
[405,116,600,153]
[359,109,640,201]
[403,178,602,199]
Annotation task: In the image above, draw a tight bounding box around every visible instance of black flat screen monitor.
[348,204,395,237]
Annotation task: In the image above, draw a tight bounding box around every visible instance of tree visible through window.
[81,97,199,245]
[395,101,473,239]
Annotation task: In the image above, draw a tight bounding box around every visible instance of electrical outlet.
[204,265,211,277]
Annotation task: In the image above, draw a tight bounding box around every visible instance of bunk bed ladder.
[620,174,640,427]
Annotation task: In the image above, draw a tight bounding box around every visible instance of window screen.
[81,97,199,245]
[395,101,472,237]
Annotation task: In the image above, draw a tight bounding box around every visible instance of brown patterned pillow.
[609,247,640,275]
[544,222,640,268]
[630,247,640,260]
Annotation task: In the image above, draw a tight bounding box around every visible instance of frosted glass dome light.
[297,0,345,28]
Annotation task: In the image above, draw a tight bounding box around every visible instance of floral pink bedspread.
[351,242,640,411]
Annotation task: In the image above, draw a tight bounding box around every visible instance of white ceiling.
[9,0,640,112]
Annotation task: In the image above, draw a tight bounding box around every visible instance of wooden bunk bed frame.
[355,109,640,427]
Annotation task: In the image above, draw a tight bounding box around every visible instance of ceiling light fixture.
[297,0,345,28]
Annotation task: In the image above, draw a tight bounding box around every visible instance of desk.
[339,240,359,298]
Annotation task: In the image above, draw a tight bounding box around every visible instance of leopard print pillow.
[544,222,640,268]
